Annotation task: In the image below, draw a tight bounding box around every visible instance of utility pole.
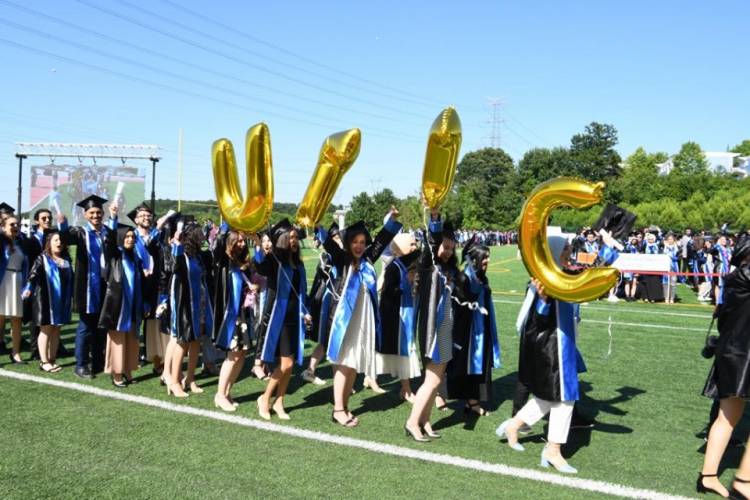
[487,98,504,148]
[177,128,183,211]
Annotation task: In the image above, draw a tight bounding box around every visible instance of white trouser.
[516,397,574,444]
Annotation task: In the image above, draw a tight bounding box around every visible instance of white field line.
[0,369,689,500]
[493,298,713,320]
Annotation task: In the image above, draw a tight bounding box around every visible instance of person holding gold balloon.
[446,237,501,417]
[497,228,622,474]
[318,209,402,428]
[253,219,311,420]
[404,212,459,441]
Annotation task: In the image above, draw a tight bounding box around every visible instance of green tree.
[453,147,518,228]
[610,147,667,205]
[569,122,622,180]
[730,139,750,157]
[348,192,377,229]
[517,147,577,194]
[664,141,710,200]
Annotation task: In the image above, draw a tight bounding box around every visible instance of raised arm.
[365,209,403,263]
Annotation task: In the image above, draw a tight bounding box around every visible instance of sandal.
[39,362,55,373]
[331,409,358,428]
[50,364,62,373]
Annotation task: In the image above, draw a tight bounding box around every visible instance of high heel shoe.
[404,424,429,442]
[421,425,441,439]
[696,472,726,496]
[111,377,128,388]
[729,476,750,499]
[495,419,525,452]
[272,400,290,421]
[540,446,577,474]
[167,383,189,398]
[363,377,386,394]
[331,410,357,428]
[214,395,237,412]
[257,396,271,421]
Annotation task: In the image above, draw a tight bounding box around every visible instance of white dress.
[0,246,24,317]
[337,283,384,379]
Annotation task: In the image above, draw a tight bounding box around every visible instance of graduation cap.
[328,222,340,239]
[591,204,637,240]
[270,218,294,246]
[127,203,154,224]
[441,220,457,241]
[159,211,182,241]
[0,202,15,215]
[731,235,750,267]
[461,234,479,262]
[342,220,372,247]
[76,194,107,211]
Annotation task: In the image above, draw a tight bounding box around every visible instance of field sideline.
[0,245,733,499]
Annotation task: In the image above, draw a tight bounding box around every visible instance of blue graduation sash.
[216,266,244,349]
[327,261,380,363]
[262,263,307,366]
[117,252,141,333]
[464,264,501,375]
[84,223,105,314]
[555,300,581,401]
[394,258,415,357]
[134,229,157,272]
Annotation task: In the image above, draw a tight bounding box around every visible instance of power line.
[75,0,430,121]
[156,0,442,109]
[487,98,504,148]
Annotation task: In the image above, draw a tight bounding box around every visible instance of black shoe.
[9,354,27,365]
[112,378,128,388]
[570,412,595,429]
[74,366,93,379]
[697,472,725,496]
[0,341,7,354]
[730,476,750,499]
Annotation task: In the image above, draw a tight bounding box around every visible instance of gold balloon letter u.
[212,123,274,233]
[518,177,619,303]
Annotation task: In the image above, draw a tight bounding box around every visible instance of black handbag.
[701,316,718,359]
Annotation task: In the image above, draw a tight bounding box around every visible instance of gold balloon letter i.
[518,177,619,303]
[422,107,462,209]
[296,128,361,228]
[212,123,274,233]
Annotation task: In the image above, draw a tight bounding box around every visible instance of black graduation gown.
[137,229,164,318]
[307,251,334,343]
[98,232,144,332]
[62,222,114,315]
[415,224,458,365]
[210,231,253,350]
[377,251,419,355]
[447,272,495,402]
[164,245,214,343]
[703,264,750,399]
[25,254,74,327]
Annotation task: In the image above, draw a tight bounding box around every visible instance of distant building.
[657,151,748,177]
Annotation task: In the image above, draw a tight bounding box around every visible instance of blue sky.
[1,0,748,210]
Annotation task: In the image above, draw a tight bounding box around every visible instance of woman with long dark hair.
[446,238,501,417]
[165,221,214,398]
[22,230,73,373]
[319,209,402,427]
[212,229,253,412]
[99,225,145,387]
[404,213,458,441]
[254,219,310,420]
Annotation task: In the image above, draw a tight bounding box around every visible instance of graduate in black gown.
[300,223,341,387]
[60,195,118,378]
[405,211,459,441]
[22,229,73,373]
[254,219,310,420]
[211,229,253,412]
[99,225,145,387]
[164,221,214,397]
[699,235,750,497]
[446,238,500,416]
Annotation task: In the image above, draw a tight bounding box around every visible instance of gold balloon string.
[313,245,342,302]
[606,315,613,358]
[420,207,487,316]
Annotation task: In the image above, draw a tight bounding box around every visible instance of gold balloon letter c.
[518,177,619,303]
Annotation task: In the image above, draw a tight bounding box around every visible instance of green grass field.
[0,245,731,498]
